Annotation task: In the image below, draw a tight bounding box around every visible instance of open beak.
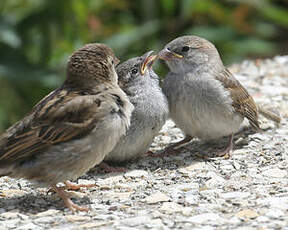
[140,51,157,75]
[157,48,183,61]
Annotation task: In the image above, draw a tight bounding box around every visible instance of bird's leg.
[63,181,97,191]
[149,136,193,157]
[215,133,234,159]
[52,185,89,212]
[98,162,127,173]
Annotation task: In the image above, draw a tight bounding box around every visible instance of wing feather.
[0,87,120,163]
[216,68,260,130]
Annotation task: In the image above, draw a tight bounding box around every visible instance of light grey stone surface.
[0,56,287,229]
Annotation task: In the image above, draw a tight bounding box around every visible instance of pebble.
[220,192,251,200]
[145,192,170,204]
[185,191,200,205]
[262,168,287,178]
[236,209,259,219]
[34,217,59,224]
[265,209,285,218]
[78,221,113,229]
[16,223,41,230]
[124,170,148,178]
[121,216,151,227]
[159,202,183,214]
[35,209,60,217]
[65,215,91,222]
[0,212,19,219]
[187,213,223,225]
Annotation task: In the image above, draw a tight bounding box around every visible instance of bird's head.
[158,35,223,74]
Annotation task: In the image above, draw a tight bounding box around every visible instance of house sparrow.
[100,51,168,171]
[0,43,134,211]
[158,35,280,158]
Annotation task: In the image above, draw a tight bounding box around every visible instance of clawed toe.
[52,185,90,212]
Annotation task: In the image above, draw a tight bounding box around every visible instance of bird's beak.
[140,51,157,75]
[157,48,183,61]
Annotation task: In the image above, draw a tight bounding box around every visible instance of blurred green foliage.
[0,0,287,132]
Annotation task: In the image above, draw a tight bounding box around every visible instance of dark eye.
[182,46,189,52]
[131,68,138,75]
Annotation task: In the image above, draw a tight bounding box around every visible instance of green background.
[0,0,287,132]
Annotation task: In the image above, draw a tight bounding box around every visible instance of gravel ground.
[0,56,287,230]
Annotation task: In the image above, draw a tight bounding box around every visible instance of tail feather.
[258,106,281,124]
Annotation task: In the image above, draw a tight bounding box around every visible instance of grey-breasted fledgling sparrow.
[101,51,168,170]
[158,35,280,158]
[0,43,134,211]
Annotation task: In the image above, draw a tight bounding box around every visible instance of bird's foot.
[214,149,231,159]
[52,185,89,212]
[98,162,127,173]
[213,134,234,159]
[149,136,193,158]
[63,181,97,191]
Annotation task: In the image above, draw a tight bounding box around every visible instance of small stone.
[178,162,206,174]
[257,197,288,209]
[34,217,57,224]
[0,189,28,198]
[17,213,29,220]
[161,135,171,143]
[79,221,113,229]
[66,215,91,222]
[16,223,40,230]
[99,175,124,185]
[185,191,200,205]
[220,192,250,200]
[35,209,59,217]
[124,170,148,178]
[145,192,170,204]
[262,168,287,178]
[121,216,151,227]
[205,172,226,187]
[187,213,222,224]
[265,209,285,218]
[150,219,167,229]
[0,212,19,219]
[182,207,193,216]
[159,202,182,214]
[1,219,20,229]
[228,216,241,225]
[256,216,270,222]
[233,162,241,170]
[109,191,133,201]
[236,209,259,219]
[77,179,94,186]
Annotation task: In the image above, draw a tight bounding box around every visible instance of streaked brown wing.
[216,68,260,130]
[0,88,115,163]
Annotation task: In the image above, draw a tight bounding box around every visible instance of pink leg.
[63,181,97,190]
[215,134,234,159]
[52,185,89,212]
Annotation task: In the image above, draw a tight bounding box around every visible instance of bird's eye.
[131,68,138,75]
[182,46,190,52]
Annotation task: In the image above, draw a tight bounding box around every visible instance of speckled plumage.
[0,43,134,211]
[104,52,168,162]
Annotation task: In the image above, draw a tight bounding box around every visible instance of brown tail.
[258,106,281,124]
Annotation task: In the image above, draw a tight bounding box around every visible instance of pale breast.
[164,73,243,140]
